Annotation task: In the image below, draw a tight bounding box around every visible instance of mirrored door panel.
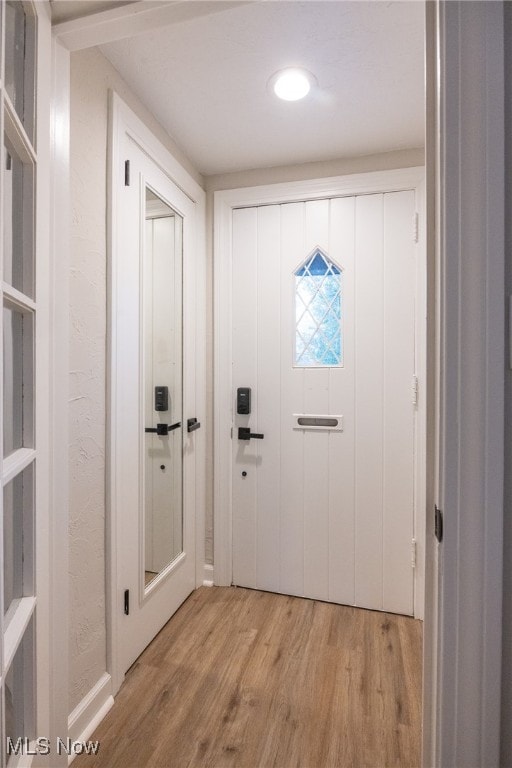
[143,188,183,589]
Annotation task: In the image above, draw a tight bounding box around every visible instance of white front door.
[114,140,197,676]
[232,192,418,615]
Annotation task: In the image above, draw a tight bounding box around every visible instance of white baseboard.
[203,563,214,586]
[67,672,114,765]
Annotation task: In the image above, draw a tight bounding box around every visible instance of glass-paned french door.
[0,2,38,765]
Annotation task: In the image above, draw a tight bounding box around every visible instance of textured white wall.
[68,46,202,713]
[69,53,108,714]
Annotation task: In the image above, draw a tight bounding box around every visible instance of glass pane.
[3,136,34,297]
[5,621,34,764]
[143,187,183,588]
[5,2,35,140]
[3,306,34,457]
[294,249,343,367]
[4,465,33,617]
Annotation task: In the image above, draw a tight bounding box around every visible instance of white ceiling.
[99,1,425,176]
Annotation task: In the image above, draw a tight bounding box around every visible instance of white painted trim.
[414,176,427,622]
[194,186,207,592]
[203,564,214,587]
[53,0,251,52]
[213,167,427,615]
[32,3,53,755]
[67,673,114,766]
[420,4,438,763]
[214,167,427,211]
[111,93,203,205]
[48,35,71,766]
[107,93,206,694]
[435,3,505,766]
[2,448,37,486]
[4,597,36,671]
[106,88,120,697]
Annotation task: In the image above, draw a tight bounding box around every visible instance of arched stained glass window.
[294,248,343,367]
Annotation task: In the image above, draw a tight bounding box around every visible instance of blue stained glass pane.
[332,337,342,358]
[323,308,340,341]
[296,279,314,306]
[312,335,328,360]
[295,293,308,320]
[297,347,316,366]
[297,311,316,342]
[309,293,329,324]
[308,252,329,275]
[322,348,340,365]
[294,248,343,367]
[320,276,340,304]
[296,250,341,276]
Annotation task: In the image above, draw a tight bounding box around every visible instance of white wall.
[205,148,424,193]
[68,46,203,713]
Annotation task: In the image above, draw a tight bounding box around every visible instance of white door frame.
[0,4,69,765]
[213,167,427,619]
[47,32,72,766]
[107,93,206,694]
[427,3,505,766]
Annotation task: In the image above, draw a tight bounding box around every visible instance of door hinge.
[434,505,443,543]
[124,159,130,186]
[413,211,419,243]
[412,375,419,406]
[411,538,417,569]
[124,589,130,615]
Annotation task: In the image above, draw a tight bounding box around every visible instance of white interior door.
[113,139,197,676]
[232,192,417,615]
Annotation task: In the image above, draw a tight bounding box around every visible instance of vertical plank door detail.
[232,191,416,615]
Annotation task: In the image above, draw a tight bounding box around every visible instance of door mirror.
[143,187,183,589]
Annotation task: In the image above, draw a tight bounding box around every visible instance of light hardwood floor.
[75,587,422,768]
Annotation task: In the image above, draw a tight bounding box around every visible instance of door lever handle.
[238,427,264,440]
[145,422,181,436]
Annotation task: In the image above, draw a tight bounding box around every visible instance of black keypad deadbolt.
[237,387,251,415]
[155,386,169,412]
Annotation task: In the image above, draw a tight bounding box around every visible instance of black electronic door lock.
[238,427,264,440]
[145,422,181,436]
[155,386,169,412]
[237,387,251,415]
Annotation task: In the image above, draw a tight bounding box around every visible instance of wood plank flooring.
[74,587,422,768]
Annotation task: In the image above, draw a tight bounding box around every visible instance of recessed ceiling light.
[270,68,315,101]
